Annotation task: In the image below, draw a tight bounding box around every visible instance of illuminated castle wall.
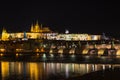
[0,21,102,41]
[0,21,56,41]
[56,34,101,41]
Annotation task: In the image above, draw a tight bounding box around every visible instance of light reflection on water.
[0,61,118,80]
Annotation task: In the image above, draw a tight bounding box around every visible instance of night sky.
[0,1,120,38]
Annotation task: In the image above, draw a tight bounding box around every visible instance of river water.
[0,61,117,80]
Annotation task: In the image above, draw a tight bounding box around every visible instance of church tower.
[30,20,51,33]
[1,28,9,41]
[34,21,40,32]
[30,24,34,32]
[30,21,41,32]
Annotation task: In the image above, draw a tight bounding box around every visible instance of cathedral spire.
[34,20,40,32]
[2,27,7,33]
[36,20,39,26]
[31,24,34,32]
[1,27,9,40]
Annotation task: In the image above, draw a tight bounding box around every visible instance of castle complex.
[1,21,118,56]
[0,21,101,41]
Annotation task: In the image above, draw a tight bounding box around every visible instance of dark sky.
[0,1,120,38]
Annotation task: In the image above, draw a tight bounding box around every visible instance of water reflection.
[0,62,119,80]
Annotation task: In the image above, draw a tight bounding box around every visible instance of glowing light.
[29,63,39,80]
[0,49,5,52]
[69,48,75,54]
[116,49,120,56]
[1,28,9,41]
[58,48,63,54]
[65,29,69,34]
[40,48,44,52]
[71,54,75,58]
[82,49,89,54]
[92,64,95,71]
[1,62,9,78]
[98,49,104,55]
[49,49,53,53]
[22,38,28,41]
[101,56,106,60]
[30,21,51,33]
[102,65,105,70]
[16,49,22,52]
[36,48,39,52]
[43,54,46,58]
[37,53,39,56]
[65,64,69,78]
[16,53,19,56]
[0,53,3,56]
[109,65,112,68]
[60,54,63,57]
[85,55,90,59]
[50,54,54,57]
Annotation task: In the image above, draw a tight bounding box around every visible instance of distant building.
[30,21,51,33]
[0,21,102,41]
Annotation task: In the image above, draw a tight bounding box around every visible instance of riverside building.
[0,21,101,41]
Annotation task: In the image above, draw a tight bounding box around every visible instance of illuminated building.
[0,21,57,40]
[0,21,101,41]
[56,34,101,41]
[30,21,51,33]
[0,22,119,56]
[1,28,9,41]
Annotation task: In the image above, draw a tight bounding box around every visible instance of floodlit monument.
[1,21,119,56]
[0,21,101,41]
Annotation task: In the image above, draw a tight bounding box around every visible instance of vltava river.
[0,61,116,80]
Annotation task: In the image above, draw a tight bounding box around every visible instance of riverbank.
[66,67,120,80]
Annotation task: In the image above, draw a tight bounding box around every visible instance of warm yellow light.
[0,53,3,56]
[16,53,19,56]
[58,48,63,54]
[116,49,120,56]
[16,49,22,52]
[1,28,9,41]
[82,49,89,54]
[29,63,39,80]
[40,48,44,52]
[0,49,5,52]
[69,48,75,54]
[98,49,104,55]
[36,48,39,52]
[37,53,39,56]
[49,49,53,53]
[1,62,9,78]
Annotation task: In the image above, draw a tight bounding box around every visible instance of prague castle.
[0,21,101,41]
[1,21,53,41]
[1,21,116,56]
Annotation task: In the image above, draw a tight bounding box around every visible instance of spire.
[2,27,7,33]
[31,24,34,32]
[1,27,9,40]
[34,20,40,32]
[36,20,39,26]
